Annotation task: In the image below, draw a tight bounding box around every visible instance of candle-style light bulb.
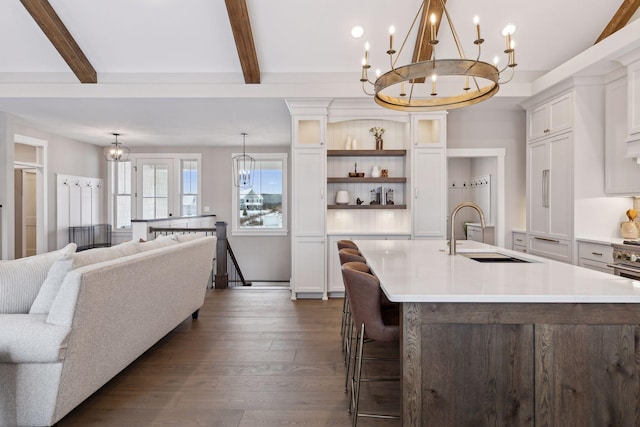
[502,23,516,53]
[473,15,483,44]
[464,75,470,91]
[430,74,437,96]
[375,69,381,77]
[364,42,370,67]
[388,26,396,54]
[400,81,406,97]
[508,40,517,67]
[493,56,500,66]
[429,13,438,44]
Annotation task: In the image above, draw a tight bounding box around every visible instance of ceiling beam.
[20,0,97,83]
[595,0,640,44]
[412,0,446,83]
[225,0,260,84]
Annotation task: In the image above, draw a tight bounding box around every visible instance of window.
[232,153,288,236]
[114,161,131,228]
[110,154,201,228]
[181,159,198,216]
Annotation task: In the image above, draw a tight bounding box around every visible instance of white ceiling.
[0,0,637,147]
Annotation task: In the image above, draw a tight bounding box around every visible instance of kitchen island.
[356,239,640,427]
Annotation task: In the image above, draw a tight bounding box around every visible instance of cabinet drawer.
[529,236,571,263]
[577,242,613,264]
[579,258,614,275]
[512,232,527,249]
[513,244,527,253]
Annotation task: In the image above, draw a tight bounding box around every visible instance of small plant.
[370,127,385,138]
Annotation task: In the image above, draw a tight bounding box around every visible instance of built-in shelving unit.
[327,148,407,210]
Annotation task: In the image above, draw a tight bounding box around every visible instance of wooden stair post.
[215,221,228,289]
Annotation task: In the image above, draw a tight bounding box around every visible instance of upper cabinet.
[527,92,573,141]
[627,59,640,140]
[293,116,326,148]
[605,73,640,195]
[411,114,446,147]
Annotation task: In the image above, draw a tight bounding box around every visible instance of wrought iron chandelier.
[103,133,130,162]
[360,0,517,112]
[233,132,255,188]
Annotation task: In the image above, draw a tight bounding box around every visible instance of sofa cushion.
[0,243,77,314]
[29,254,74,315]
[0,314,70,363]
[72,241,141,269]
[137,234,179,251]
[174,232,207,243]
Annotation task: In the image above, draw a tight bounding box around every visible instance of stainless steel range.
[611,241,640,279]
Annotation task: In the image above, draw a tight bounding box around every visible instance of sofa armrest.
[0,314,70,363]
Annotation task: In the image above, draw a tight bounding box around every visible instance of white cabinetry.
[288,100,330,299]
[466,223,494,244]
[628,59,640,139]
[527,133,573,241]
[527,92,573,141]
[524,84,606,264]
[605,74,640,194]
[577,240,614,274]
[412,113,447,239]
[512,231,527,253]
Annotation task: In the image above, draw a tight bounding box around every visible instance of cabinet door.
[548,93,573,135]
[548,133,572,240]
[411,114,446,147]
[629,60,640,137]
[605,77,640,194]
[293,116,326,147]
[527,140,549,235]
[293,150,325,236]
[528,104,549,140]
[413,149,446,237]
[292,238,326,297]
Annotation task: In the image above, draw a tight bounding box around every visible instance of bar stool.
[338,248,366,363]
[337,239,359,251]
[342,262,400,426]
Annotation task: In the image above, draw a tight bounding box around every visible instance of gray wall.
[447,107,527,238]
[131,144,292,282]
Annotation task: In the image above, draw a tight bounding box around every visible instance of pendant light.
[103,133,130,162]
[233,132,255,188]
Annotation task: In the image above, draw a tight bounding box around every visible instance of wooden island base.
[402,302,640,426]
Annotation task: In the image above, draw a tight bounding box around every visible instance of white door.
[413,149,446,238]
[22,170,37,257]
[135,159,174,219]
[527,140,549,236]
[292,149,325,236]
[548,133,573,240]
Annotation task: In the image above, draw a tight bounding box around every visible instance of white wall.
[447,107,527,238]
[131,144,292,282]
[0,112,104,257]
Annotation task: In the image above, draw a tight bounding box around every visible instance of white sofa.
[0,234,216,426]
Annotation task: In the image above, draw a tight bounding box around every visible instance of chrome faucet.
[449,202,486,255]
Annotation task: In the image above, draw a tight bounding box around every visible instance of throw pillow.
[0,243,77,314]
[137,234,179,251]
[29,254,74,314]
[174,232,207,243]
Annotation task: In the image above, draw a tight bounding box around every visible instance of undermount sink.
[459,251,531,263]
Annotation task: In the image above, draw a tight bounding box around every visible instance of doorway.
[447,148,506,247]
[14,169,37,258]
[13,135,48,257]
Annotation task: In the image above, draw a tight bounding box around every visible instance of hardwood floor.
[57,289,400,426]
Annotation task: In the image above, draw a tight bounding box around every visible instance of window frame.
[108,153,202,229]
[231,152,288,237]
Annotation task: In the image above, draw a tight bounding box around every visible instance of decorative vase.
[375,137,383,150]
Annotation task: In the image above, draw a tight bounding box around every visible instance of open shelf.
[327,149,406,157]
[327,177,406,184]
[327,204,407,210]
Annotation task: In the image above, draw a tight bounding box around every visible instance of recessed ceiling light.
[351,26,364,39]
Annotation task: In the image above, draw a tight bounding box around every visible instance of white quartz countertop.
[355,239,640,303]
